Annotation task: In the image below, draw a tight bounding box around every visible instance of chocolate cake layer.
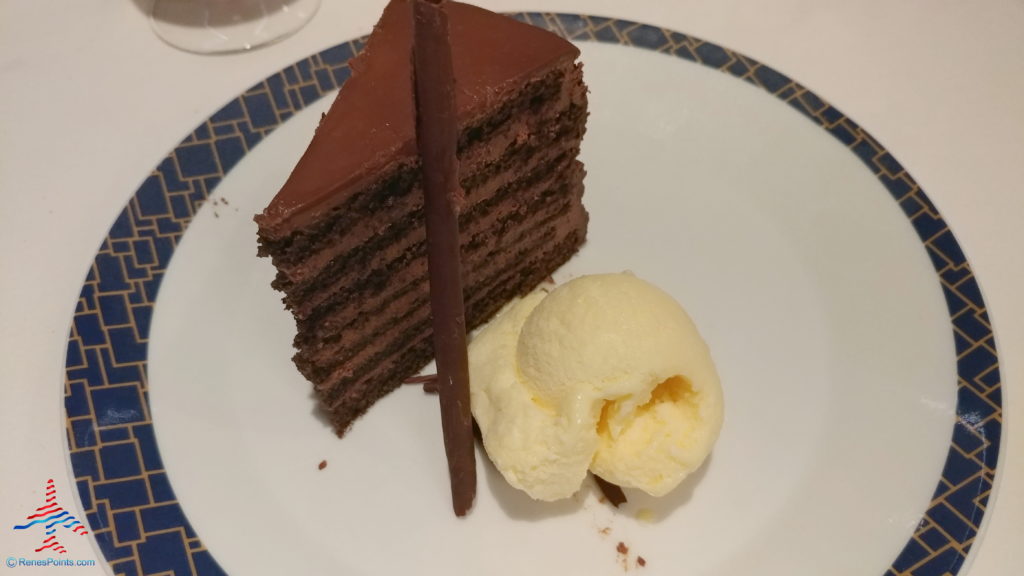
[325,219,587,426]
[278,104,585,318]
[256,0,589,435]
[264,63,585,288]
[297,167,585,381]
[290,142,583,329]
[307,186,586,382]
[311,203,587,399]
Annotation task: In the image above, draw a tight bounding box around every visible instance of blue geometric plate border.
[63,13,1001,576]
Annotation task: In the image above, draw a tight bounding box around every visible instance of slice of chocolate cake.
[255,0,589,435]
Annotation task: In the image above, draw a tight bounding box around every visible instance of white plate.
[64,15,1001,576]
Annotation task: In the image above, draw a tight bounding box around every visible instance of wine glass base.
[151,0,321,55]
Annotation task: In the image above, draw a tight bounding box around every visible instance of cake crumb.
[637,556,646,568]
[598,527,611,536]
[615,541,631,572]
[318,460,327,470]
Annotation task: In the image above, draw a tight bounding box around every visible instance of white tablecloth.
[1,1,1021,573]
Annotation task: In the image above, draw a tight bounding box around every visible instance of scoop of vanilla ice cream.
[469,273,723,501]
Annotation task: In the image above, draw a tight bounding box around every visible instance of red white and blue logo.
[12,479,89,554]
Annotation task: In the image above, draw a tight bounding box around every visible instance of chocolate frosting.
[255,0,580,237]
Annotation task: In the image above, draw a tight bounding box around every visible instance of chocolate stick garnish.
[412,0,476,517]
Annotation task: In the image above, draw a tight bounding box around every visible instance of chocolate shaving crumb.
[616,542,629,555]
[221,198,230,205]
[318,460,327,470]
[594,474,627,508]
[637,556,646,567]
[403,373,439,393]
[403,374,438,384]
